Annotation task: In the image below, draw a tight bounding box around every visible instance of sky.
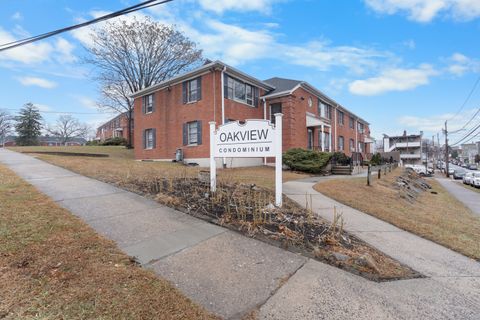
[1,0,480,144]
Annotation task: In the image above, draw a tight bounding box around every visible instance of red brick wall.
[133,69,371,162]
[96,113,131,144]
[134,70,268,160]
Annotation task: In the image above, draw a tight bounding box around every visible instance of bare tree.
[85,16,203,148]
[0,110,13,147]
[46,115,89,145]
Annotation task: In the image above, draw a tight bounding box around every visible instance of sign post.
[209,114,283,207]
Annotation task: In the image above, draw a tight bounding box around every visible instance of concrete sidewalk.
[435,176,480,216]
[2,149,480,319]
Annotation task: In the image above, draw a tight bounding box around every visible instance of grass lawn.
[457,181,480,193]
[0,165,217,319]
[314,168,480,260]
[9,146,309,190]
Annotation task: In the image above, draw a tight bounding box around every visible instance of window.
[318,100,326,118]
[325,104,332,119]
[324,132,330,151]
[338,110,344,126]
[349,117,354,129]
[144,128,155,149]
[308,97,313,107]
[338,136,344,151]
[358,122,365,134]
[187,122,198,145]
[143,94,154,113]
[358,142,364,153]
[183,77,202,103]
[225,74,258,107]
[350,138,355,151]
[270,103,282,125]
[183,121,202,146]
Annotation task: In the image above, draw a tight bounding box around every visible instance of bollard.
[367,164,371,186]
[378,168,381,179]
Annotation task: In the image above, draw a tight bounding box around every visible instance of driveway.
[1,149,480,319]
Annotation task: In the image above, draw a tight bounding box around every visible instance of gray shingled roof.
[263,77,302,94]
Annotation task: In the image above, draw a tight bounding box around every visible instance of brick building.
[96,112,133,144]
[131,60,372,167]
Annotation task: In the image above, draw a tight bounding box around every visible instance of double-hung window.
[338,136,344,151]
[324,132,330,151]
[338,111,344,126]
[183,77,202,103]
[187,121,198,145]
[144,128,155,149]
[358,122,365,134]
[143,94,154,114]
[349,117,354,129]
[350,138,355,151]
[325,105,332,119]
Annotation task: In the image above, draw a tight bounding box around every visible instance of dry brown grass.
[9,146,308,190]
[0,165,218,319]
[314,168,480,260]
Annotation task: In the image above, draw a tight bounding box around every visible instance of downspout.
[263,97,267,165]
[334,104,338,152]
[220,66,227,168]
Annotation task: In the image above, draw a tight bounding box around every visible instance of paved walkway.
[2,149,480,319]
[435,176,480,216]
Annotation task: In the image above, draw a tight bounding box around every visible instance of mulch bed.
[124,175,422,282]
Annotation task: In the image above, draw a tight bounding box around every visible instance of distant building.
[96,112,133,144]
[382,131,423,166]
[0,135,86,147]
[460,143,478,164]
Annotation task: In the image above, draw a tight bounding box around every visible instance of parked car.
[473,173,480,188]
[467,164,478,170]
[453,169,466,180]
[448,168,455,176]
[405,164,429,176]
[463,172,474,185]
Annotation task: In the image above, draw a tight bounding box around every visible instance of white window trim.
[187,122,198,146]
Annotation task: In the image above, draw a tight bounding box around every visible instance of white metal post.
[274,113,283,207]
[321,124,325,152]
[209,121,217,192]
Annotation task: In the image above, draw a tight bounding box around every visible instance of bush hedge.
[283,148,333,173]
[102,137,127,146]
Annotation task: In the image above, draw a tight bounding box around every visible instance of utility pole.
[432,135,435,170]
[444,121,449,178]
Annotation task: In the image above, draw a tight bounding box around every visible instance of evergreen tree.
[15,103,43,146]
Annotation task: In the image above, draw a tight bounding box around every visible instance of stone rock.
[332,252,350,261]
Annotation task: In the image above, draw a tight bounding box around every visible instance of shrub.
[370,153,383,166]
[102,137,127,146]
[332,152,351,166]
[283,148,333,173]
[86,140,100,146]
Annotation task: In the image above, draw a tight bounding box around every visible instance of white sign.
[212,120,275,158]
[209,114,283,207]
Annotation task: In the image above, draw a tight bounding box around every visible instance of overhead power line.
[0,0,175,52]
[2,108,117,115]
[447,75,480,122]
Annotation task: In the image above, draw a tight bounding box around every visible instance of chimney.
[403,130,407,136]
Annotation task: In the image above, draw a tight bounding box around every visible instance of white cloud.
[280,41,388,75]
[34,104,53,112]
[197,0,282,14]
[0,28,53,64]
[11,12,22,21]
[445,53,480,76]
[365,0,480,22]
[55,38,77,63]
[17,76,57,89]
[77,96,98,110]
[398,108,479,133]
[349,64,438,95]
